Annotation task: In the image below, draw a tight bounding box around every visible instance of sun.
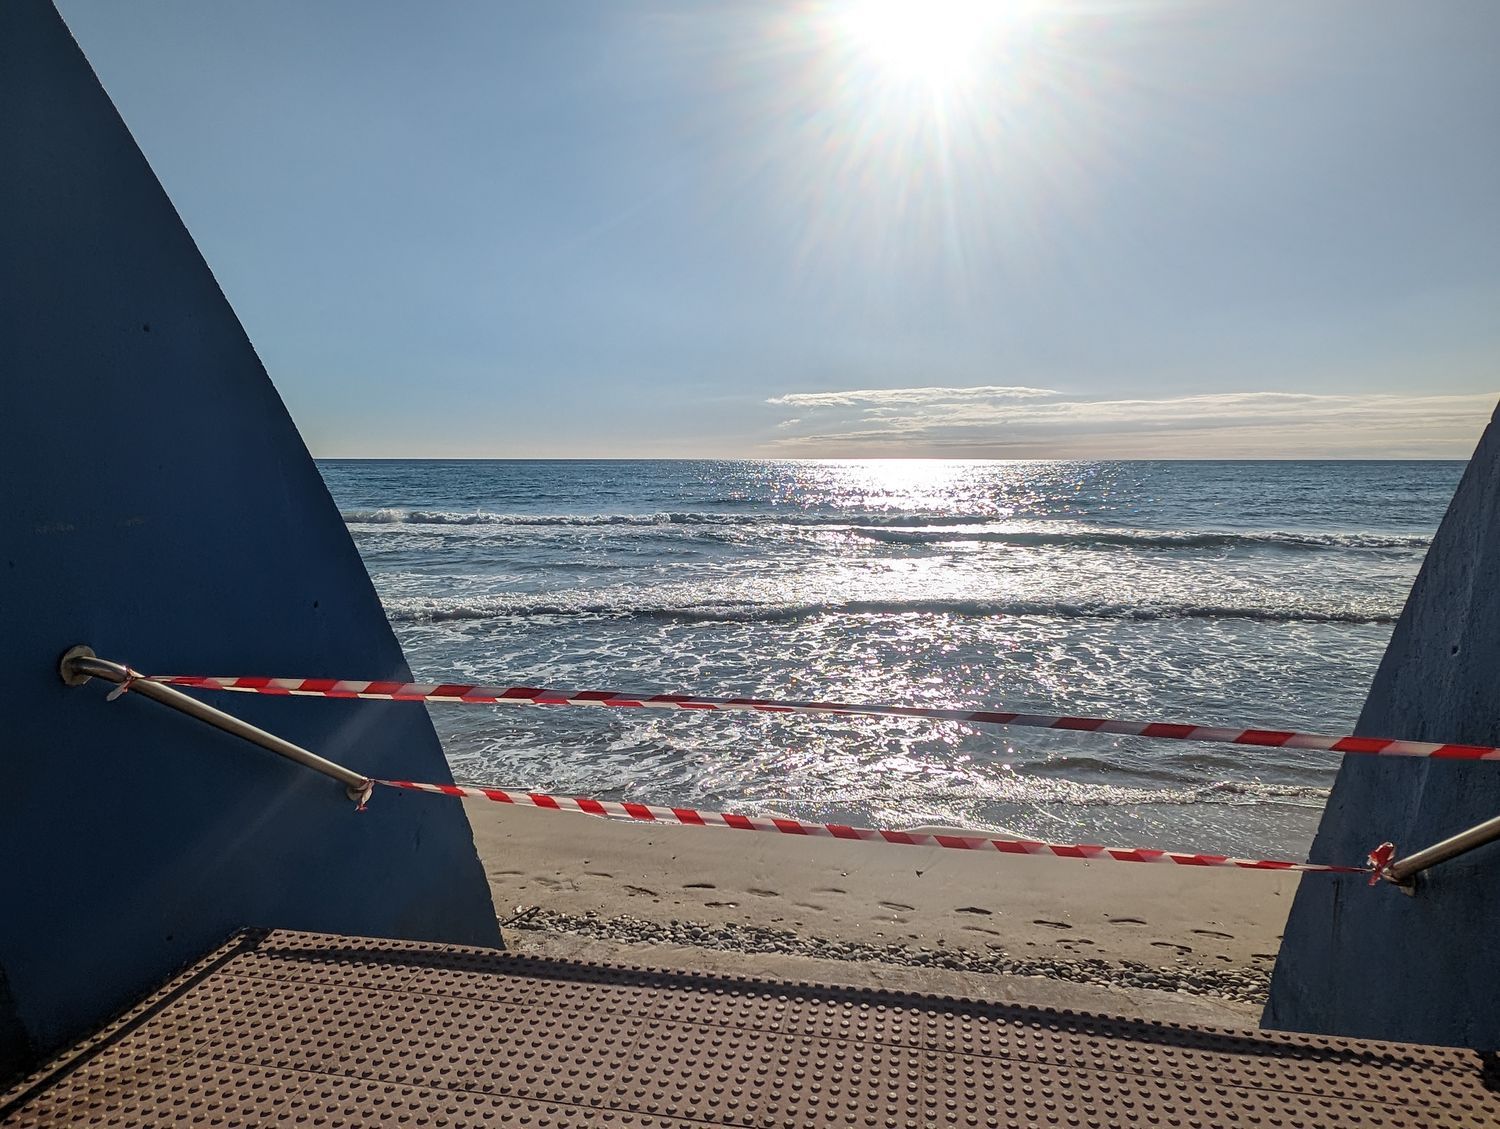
[831,0,1012,89]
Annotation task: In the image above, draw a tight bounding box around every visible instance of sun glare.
[833,0,1012,89]
[737,0,1078,284]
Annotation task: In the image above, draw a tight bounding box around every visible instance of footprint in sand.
[814,887,848,896]
[793,902,826,912]
[1107,916,1147,926]
[1191,928,1235,940]
[584,871,614,879]
[622,884,658,897]
[490,869,525,877]
[954,906,992,916]
[880,901,916,912]
[962,925,1003,937]
[748,888,780,898]
[1033,919,1072,930]
[704,901,739,909]
[683,882,716,890]
[1152,940,1193,955]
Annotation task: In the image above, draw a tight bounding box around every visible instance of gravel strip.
[501,906,1270,1004]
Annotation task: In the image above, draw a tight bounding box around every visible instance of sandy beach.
[465,798,1300,1028]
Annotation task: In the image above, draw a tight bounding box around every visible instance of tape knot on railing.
[104,666,144,702]
[351,779,375,812]
[1366,841,1397,887]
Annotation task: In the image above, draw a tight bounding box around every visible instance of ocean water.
[319,459,1463,860]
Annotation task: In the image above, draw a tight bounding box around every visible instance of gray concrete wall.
[1265,402,1500,1048]
[0,0,499,1081]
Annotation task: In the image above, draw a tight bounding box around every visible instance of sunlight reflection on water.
[321,458,1461,858]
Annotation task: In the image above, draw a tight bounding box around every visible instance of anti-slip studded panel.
[2,929,1495,1127]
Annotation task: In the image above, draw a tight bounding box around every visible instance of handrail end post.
[1382,868,1419,896]
[60,647,372,801]
[59,644,97,686]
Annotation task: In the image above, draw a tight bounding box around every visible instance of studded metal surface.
[3,928,1494,1127]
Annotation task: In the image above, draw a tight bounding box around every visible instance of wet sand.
[464,799,1300,1023]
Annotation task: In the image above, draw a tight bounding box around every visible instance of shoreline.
[463,798,1300,1025]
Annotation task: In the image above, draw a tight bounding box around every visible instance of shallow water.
[319,459,1462,859]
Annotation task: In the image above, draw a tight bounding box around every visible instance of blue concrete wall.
[0,0,500,1081]
[1266,402,1500,1049]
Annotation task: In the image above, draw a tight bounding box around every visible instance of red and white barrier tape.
[376,779,1375,875]
[155,674,1500,763]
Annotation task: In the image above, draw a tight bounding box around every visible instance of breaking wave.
[385,594,1398,626]
[344,509,1425,551]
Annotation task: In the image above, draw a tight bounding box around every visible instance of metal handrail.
[1385,813,1500,887]
[59,646,373,804]
[57,645,1500,880]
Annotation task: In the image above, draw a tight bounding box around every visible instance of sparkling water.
[320,459,1461,859]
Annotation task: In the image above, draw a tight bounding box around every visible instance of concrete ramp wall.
[1266,403,1500,1048]
[0,0,499,1081]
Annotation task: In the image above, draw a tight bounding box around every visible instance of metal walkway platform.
[2,928,1494,1127]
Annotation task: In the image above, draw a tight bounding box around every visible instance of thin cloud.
[768,385,1058,408]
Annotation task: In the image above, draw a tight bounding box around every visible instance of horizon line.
[310,454,1471,463]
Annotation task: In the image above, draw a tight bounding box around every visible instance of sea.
[318,459,1463,860]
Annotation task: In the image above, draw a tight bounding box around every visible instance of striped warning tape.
[155,674,1500,762]
[376,779,1376,875]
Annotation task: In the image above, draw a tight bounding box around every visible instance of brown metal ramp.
[2,928,1494,1128]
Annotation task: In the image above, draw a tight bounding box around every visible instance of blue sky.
[59,1,1500,458]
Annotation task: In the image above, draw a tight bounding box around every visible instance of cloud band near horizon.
[761,387,1498,459]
